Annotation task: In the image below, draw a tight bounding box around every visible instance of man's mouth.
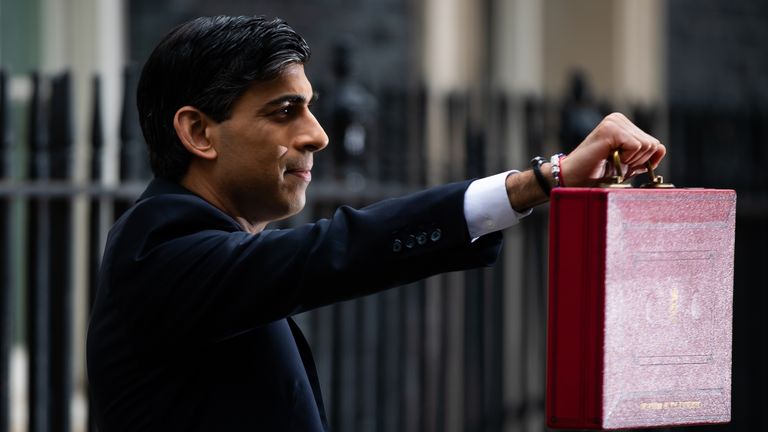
[285,168,312,182]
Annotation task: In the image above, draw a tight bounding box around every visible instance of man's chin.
[269,197,306,223]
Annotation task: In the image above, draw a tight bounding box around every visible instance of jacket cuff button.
[430,229,442,242]
[416,232,427,245]
[405,235,416,249]
[392,239,403,252]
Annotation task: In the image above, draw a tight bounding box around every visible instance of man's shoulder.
[117,178,240,232]
[105,179,243,256]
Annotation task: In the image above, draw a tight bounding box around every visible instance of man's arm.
[105,181,502,343]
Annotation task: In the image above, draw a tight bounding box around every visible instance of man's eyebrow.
[264,92,319,107]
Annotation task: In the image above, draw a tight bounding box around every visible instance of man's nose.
[299,112,329,152]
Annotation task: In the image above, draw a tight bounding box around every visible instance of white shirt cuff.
[464,170,532,240]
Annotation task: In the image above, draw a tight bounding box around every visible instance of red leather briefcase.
[546,184,736,430]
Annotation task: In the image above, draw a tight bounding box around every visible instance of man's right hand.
[505,112,667,212]
[560,112,667,187]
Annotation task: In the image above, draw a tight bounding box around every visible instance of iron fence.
[0,67,766,432]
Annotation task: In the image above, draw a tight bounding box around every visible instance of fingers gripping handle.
[600,150,674,188]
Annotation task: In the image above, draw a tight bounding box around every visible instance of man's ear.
[173,106,218,160]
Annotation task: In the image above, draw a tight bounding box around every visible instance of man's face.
[206,63,328,226]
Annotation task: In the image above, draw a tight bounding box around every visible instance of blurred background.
[0,0,766,431]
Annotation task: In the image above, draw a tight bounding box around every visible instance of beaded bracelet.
[550,153,566,187]
[530,156,551,196]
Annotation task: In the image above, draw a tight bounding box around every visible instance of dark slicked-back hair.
[137,16,311,181]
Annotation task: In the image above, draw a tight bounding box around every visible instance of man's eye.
[275,105,297,118]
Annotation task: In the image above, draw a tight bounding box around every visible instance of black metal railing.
[0,66,766,432]
[1,69,13,432]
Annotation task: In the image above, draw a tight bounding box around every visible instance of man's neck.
[180,171,267,234]
[233,216,266,234]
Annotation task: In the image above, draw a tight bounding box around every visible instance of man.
[87,15,665,431]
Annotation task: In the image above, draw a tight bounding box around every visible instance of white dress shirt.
[464,170,532,239]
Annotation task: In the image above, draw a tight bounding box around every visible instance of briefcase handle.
[600,149,675,188]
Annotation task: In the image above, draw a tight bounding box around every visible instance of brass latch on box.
[600,149,674,188]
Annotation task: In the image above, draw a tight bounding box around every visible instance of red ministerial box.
[546,187,736,430]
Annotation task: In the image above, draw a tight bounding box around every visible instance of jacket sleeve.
[99,180,503,343]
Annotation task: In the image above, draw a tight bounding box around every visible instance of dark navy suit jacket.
[87,178,503,431]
